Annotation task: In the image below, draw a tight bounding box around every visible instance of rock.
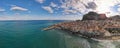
[44,20,120,39]
[44,12,120,40]
[82,12,99,20]
[82,12,107,20]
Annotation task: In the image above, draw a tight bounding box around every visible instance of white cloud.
[36,0,45,4]
[64,9,77,14]
[59,0,120,17]
[118,5,120,7]
[10,6,28,11]
[42,6,53,13]
[60,0,91,14]
[118,8,120,12]
[0,8,5,12]
[50,2,57,7]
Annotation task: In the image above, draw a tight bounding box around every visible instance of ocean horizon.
[1,0,120,48]
[0,20,120,48]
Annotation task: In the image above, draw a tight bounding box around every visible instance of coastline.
[44,12,120,40]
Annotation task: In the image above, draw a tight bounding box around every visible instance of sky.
[0,0,120,20]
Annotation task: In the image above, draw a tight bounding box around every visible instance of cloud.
[0,8,5,12]
[86,2,97,9]
[58,0,120,16]
[117,8,120,12]
[60,0,92,14]
[36,0,45,4]
[10,6,28,11]
[39,0,120,17]
[42,6,53,13]
[64,9,77,14]
[50,2,57,7]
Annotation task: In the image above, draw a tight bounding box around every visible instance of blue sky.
[0,0,120,20]
[0,0,62,20]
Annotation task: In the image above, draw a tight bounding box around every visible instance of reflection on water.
[56,30,120,48]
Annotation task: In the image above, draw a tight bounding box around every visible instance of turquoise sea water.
[0,20,120,48]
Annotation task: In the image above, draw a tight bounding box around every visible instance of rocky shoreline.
[44,12,120,40]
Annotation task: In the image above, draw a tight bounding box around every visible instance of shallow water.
[0,20,120,48]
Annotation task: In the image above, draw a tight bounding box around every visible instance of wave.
[57,31,120,48]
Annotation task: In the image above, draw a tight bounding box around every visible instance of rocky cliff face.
[44,12,120,40]
[82,12,107,20]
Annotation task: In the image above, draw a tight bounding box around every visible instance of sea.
[0,20,120,48]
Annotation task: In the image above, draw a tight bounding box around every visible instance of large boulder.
[82,12,99,20]
[82,12,107,20]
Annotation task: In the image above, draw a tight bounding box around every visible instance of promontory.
[44,12,120,40]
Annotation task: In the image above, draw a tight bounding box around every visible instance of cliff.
[82,12,107,20]
[44,12,120,40]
